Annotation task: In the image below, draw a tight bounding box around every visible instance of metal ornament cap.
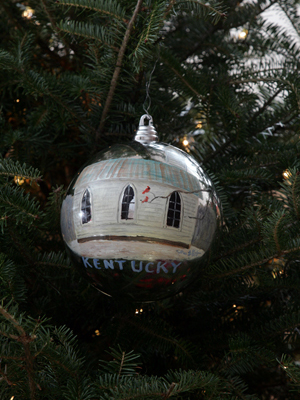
[134,114,158,144]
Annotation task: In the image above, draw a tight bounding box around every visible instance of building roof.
[76,157,206,194]
[68,142,215,197]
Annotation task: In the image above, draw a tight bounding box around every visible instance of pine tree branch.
[2,63,98,137]
[166,61,202,98]
[1,194,39,220]
[7,225,62,295]
[201,85,291,165]
[35,261,70,269]
[0,305,26,336]
[58,21,120,51]
[47,91,98,136]
[163,0,176,19]
[210,254,276,279]
[38,352,78,376]
[57,0,127,23]
[0,354,24,360]
[267,317,300,339]
[0,329,19,340]
[164,382,176,398]
[274,213,285,254]
[40,0,73,55]
[229,77,281,85]
[0,1,25,35]
[249,88,282,124]
[186,0,225,17]
[23,339,37,400]
[96,0,144,139]
[213,237,262,263]
[161,50,208,102]
[0,305,37,399]
[122,316,195,363]
[272,2,300,48]
[201,137,234,165]
[231,77,300,116]
[0,367,14,386]
[211,245,300,280]
[259,0,278,14]
[118,351,125,377]
[286,79,300,112]
[292,172,300,220]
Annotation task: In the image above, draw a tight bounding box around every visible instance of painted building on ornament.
[61,141,219,262]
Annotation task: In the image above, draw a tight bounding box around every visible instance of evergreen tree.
[1,0,300,398]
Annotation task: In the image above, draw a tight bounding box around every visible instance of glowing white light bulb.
[238,29,248,40]
[22,7,34,19]
[283,170,291,180]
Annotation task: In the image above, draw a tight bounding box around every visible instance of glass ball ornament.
[61,115,222,301]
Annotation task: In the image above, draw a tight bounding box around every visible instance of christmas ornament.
[61,115,221,301]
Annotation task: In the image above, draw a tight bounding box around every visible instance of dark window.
[81,189,91,224]
[121,185,135,220]
[167,191,181,228]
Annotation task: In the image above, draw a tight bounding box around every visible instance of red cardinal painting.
[142,186,150,194]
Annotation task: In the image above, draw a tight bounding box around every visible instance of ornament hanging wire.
[143,59,158,117]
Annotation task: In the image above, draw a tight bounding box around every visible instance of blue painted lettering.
[103,260,114,270]
[145,262,154,273]
[156,262,168,274]
[93,258,101,269]
[171,261,181,273]
[115,260,126,270]
[82,258,185,275]
[131,261,143,272]
[82,257,93,268]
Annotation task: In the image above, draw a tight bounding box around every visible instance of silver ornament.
[61,115,221,301]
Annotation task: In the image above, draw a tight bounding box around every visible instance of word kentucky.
[82,257,182,274]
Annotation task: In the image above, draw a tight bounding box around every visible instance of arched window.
[81,189,92,224]
[121,185,135,220]
[167,191,181,228]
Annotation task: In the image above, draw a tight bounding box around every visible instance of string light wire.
[143,59,158,117]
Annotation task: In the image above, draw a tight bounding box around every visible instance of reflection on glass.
[81,189,91,224]
[121,185,135,220]
[167,191,181,228]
